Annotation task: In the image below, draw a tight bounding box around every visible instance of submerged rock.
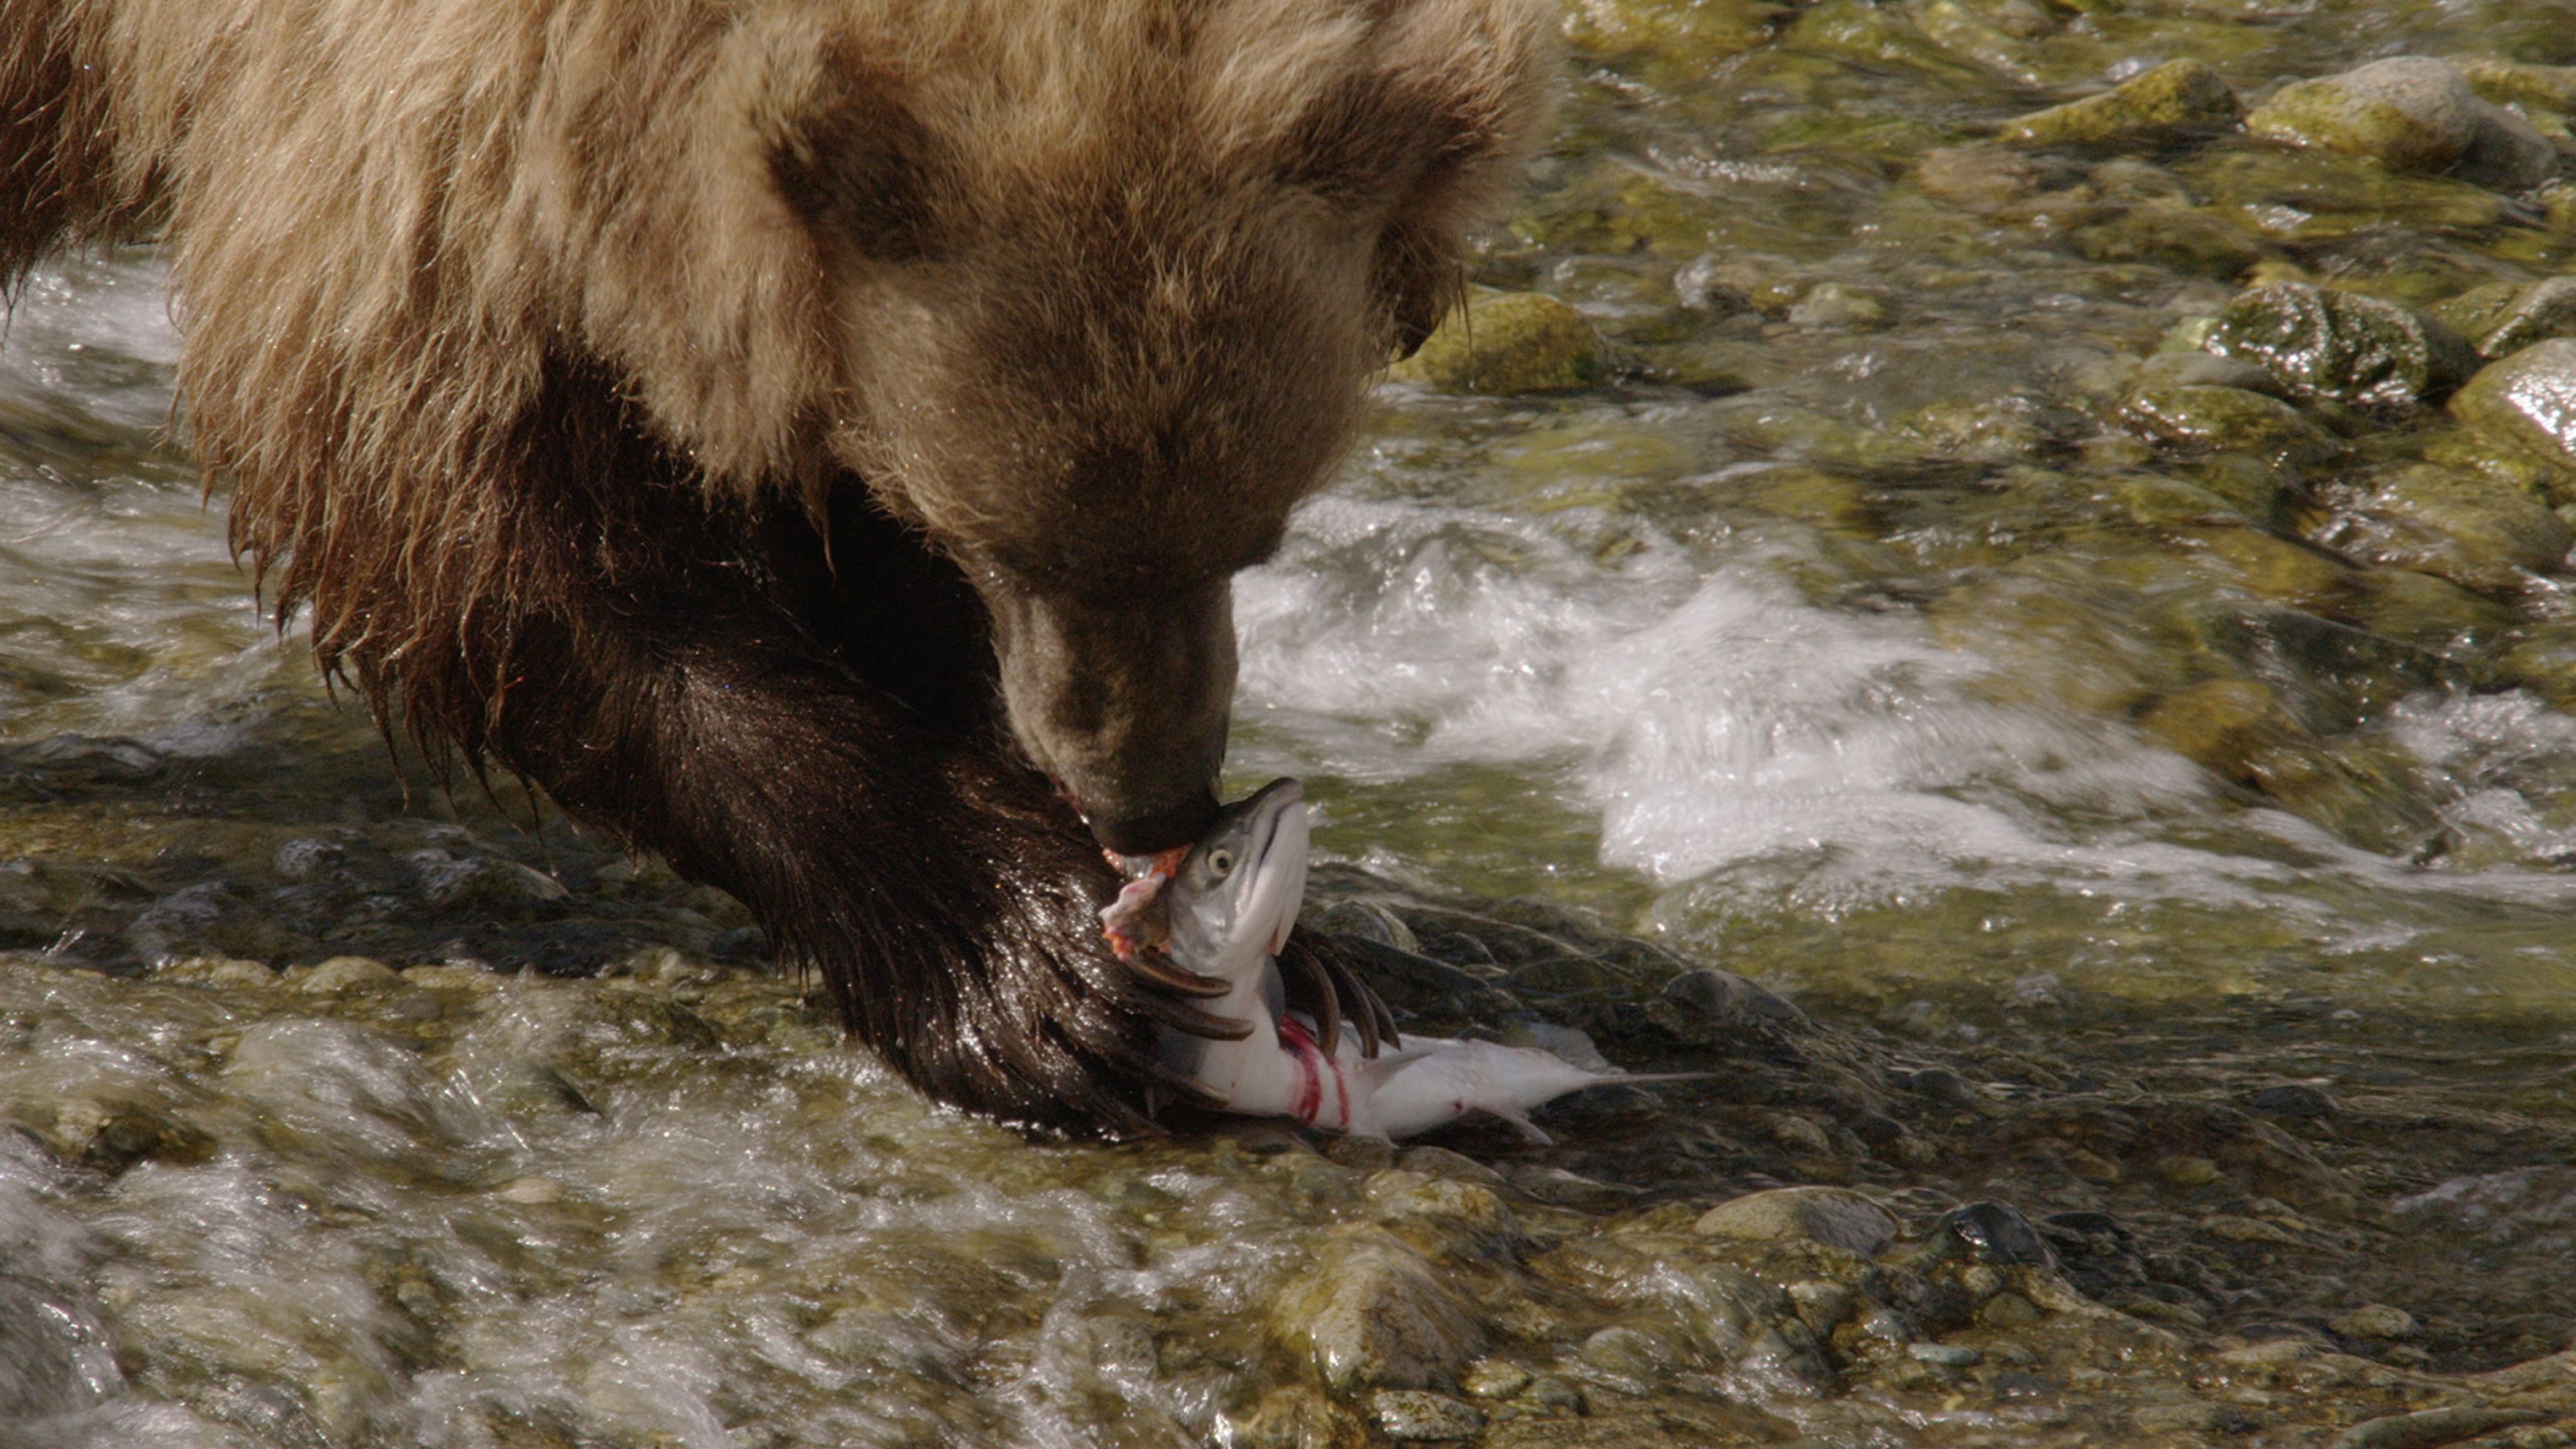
[1926,1201,2055,1267]
[1389,292,1608,395]
[1696,1185,1899,1255]
[2311,462,2572,592]
[2453,55,2576,114]
[1368,1389,1483,1442]
[1272,1230,1482,1391]
[2445,277,2576,362]
[2123,384,2335,462]
[1912,145,2075,211]
[2206,281,2479,409]
[2140,677,2300,779]
[1561,0,1783,64]
[1999,58,2242,149]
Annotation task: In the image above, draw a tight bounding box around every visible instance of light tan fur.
[0,0,1555,1127]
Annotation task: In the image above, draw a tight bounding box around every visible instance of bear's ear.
[765,57,949,263]
[1275,0,1555,358]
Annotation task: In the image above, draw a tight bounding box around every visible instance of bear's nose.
[1083,785,1221,858]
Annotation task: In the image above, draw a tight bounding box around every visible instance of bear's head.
[691,0,1553,853]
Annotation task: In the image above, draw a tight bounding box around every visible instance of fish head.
[1163,777,1309,984]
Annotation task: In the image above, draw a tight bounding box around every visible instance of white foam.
[1236,491,2576,913]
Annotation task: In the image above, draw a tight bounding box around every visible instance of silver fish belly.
[1160,777,1694,1141]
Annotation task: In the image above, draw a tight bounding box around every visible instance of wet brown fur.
[0,0,1552,1132]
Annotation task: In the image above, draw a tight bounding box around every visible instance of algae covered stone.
[1999,58,2242,150]
[2453,56,2576,114]
[2123,384,2334,463]
[1695,1185,1898,1255]
[2245,56,2560,191]
[2311,463,2573,592]
[2245,58,2481,175]
[1562,0,1784,64]
[1389,291,1608,394]
[2465,277,2576,360]
[1271,1230,1482,1390]
[2140,678,2299,779]
[2068,204,2269,279]
[2205,281,2477,409]
[2450,337,2576,469]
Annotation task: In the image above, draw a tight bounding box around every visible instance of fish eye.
[1206,848,1236,879]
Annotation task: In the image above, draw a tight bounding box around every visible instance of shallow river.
[9,3,2576,1446]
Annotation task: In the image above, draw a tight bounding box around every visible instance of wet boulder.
[2438,277,2576,362]
[1695,1185,1899,1256]
[1999,58,2243,150]
[1388,291,1608,395]
[2310,462,2573,592]
[2245,57,2558,190]
[2450,338,2576,471]
[1270,1229,1482,1391]
[1368,1389,1484,1442]
[2206,282,2478,409]
[1561,0,1784,64]
[2122,384,2335,463]
[2139,678,2301,780]
[1924,1202,2055,1267]
[2068,204,2270,280]
[2453,55,2576,113]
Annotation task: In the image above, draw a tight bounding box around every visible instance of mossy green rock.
[1563,0,1785,64]
[2351,567,2518,652]
[2245,57,2480,175]
[2124,384,2333,463]
[2245,56,2558,191]
[2068,204,2269,279]
[2465,277,2576,360]
[1694,1185,1897,1255]
[2453,56,2576,114]
[2312,464,2573,592]
[2206,281,2477,409]
[1999,58,2242,148]
[1390,292,1608,395]
[2450,338,2576,469]
[1272,1230,1482,1391]
[2184,145,2509,239]
[2140,677,2299,779]
[2497,622,2576,709]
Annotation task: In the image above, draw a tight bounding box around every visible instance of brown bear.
[0,0,1553,1131]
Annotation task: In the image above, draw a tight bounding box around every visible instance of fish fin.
[1486,1106,1554,1146]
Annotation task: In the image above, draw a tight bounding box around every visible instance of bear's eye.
[1206,848,1236,879]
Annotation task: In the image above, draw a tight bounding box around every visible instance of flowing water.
[9,4,2576,1445]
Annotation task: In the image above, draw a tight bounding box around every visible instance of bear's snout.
[985,580,1234,857]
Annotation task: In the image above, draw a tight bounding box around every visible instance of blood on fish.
[1157,777,1702,1140]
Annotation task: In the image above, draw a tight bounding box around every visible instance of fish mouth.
[1235,777,1309,958]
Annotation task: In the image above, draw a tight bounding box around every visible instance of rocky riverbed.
[10,0,2576,1445]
